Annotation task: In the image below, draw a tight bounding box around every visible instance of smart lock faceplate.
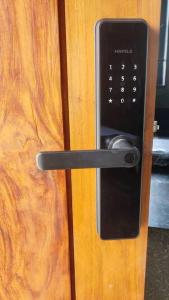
[96,19,148,239]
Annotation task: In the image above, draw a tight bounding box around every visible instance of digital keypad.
[107,63,138,105]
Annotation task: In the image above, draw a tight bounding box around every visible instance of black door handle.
[36,136,140,170]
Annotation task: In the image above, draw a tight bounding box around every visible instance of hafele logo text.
[114,49,133,54]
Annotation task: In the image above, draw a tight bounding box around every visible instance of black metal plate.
[95,19,148,239]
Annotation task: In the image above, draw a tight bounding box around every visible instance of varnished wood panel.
[0,1,71,299]
[64,1,161,299]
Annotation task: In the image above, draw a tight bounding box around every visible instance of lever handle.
[36,136,140,170]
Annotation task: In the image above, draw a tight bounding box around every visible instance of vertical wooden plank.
[65,1,161,299]
[0,1,71,299]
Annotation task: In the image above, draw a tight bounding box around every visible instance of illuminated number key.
[133,87,137,92]
[121,87,125,93]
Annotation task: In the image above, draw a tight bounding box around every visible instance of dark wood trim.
[57,1,76,299]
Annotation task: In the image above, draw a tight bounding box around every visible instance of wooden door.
[0,1,71,299]
[63,1,161,300]
[0,1,161,300]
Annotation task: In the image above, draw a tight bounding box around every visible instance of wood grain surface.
[64,1,161,299]
[0,1,71,299]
